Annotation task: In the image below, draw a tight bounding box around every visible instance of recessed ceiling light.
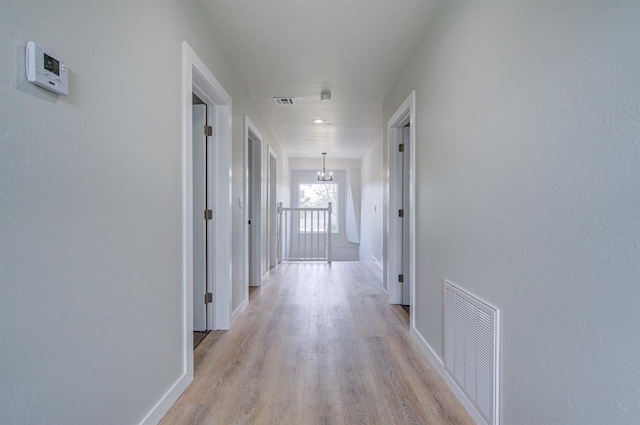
[313,119,326,124]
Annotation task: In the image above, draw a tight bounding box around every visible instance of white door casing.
[386,90,415,315]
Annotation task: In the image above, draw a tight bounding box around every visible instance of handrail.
[280,207,330,212]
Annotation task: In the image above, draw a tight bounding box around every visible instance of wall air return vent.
[444,280,500,425]
[274,97,295,105]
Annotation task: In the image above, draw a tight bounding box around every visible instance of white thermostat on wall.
[26,41,68,96]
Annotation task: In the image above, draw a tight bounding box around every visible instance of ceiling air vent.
[274,97,295,105]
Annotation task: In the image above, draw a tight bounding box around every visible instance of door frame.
[183,41,232,369]
[386,90,415,319]
[244,115,264,299]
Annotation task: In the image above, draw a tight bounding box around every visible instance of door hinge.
[204,125,213,137]
[204,209,213,221]
[398,274,404,283]
[204,293,213,304]
[398,209,405,218]
[398,143,405,152]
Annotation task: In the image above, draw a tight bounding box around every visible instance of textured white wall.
[384,1,639,423]
[0,1,287,423]
[359,134,384,270]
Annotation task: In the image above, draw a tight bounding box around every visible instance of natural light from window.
[299,183,338,233]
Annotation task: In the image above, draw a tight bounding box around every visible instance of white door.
[248,138,255,285]
[401,124,411,306]
[193,105,208,331]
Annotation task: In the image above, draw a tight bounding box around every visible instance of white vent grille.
[274,97,295,105]
[444,280,500,425]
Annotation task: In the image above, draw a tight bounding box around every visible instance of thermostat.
[26,41,68,96]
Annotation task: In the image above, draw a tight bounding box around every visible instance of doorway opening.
[244,116,264,309]
[192,94,211,346]
[401,123,411,310]
[386,90,415,328]
[181,41,233,392]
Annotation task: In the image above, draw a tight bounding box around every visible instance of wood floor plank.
[363,336,432,425]
[302,343,345,425]
[160,262,473,425]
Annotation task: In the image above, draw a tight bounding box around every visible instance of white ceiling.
[198,0,442,159]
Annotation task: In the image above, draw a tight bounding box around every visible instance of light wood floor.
[160,262,474,425]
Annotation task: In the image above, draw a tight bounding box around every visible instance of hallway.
[161,262,473,425]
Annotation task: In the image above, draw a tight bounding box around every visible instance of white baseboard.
[231,298,248,325]
[138,372,191,425]
[370,255,383,271]
[410,326,488,425]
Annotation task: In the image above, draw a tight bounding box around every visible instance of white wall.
[359,134,384,272]
[0,0,287,423]
[383,1,639,424]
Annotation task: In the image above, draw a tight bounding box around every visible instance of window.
[299,183,338,233]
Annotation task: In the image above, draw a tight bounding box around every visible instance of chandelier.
[317,152,333,181]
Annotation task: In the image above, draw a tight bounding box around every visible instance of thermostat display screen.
[26,41,68,95]
[44,53,59,76]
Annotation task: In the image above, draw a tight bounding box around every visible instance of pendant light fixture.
[317,152,333,181]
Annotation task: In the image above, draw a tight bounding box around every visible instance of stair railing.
[278,202,332,263]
